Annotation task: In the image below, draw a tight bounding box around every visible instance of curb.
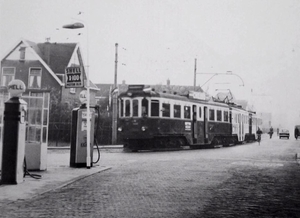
[36,166,112,197]
[48,145,123,150]
[0,166,112,207]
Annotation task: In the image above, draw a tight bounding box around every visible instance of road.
[1,134,300,217]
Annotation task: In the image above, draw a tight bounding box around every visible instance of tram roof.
[119,84,256,113]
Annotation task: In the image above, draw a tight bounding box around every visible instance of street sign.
[65,67,84,88]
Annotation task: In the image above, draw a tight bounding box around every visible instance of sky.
[1,0,300,128]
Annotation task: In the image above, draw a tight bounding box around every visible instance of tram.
[117,85,262,151]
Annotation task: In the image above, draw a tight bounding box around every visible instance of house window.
[29,68,42,89]
[2,67,15,87]
[19,46,26,61]
[70,88,76,94]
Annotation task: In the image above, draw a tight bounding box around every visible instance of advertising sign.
[65,67,84,88]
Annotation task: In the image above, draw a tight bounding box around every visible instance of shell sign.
[79,90,87,104]
[7,80,26,97]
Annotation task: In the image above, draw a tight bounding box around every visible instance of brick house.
[1,38,99,103]
[0,38,99,167]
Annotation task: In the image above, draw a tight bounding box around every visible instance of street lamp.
[63,21,91,169]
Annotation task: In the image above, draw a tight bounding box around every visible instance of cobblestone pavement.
[1,134,300,217]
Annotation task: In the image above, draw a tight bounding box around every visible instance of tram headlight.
[141,126,148,131]
[118,127,123,132]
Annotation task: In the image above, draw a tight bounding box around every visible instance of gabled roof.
[1,38,99,90]
[34,41,98,90]
[36,42,77,75]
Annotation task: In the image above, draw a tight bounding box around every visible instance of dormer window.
[29,68,42,89]
[2,67,15,87]
[19,46,26,61]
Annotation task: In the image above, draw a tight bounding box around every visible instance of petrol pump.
[1,80,27,184]
[70,90,95,168]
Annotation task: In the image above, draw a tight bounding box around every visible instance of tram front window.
[174,104,181,118]
[142,98,148,117]
[162,103,170,117]
[125,99,130,117]
[120,99,124,117]
[151,100,159,117]
[184,106,191,119]
[133,99,139,116]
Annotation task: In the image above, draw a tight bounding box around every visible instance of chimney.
[45,38,51,65]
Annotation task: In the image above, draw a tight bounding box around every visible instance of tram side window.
[224,111,229,122]
[142,98,148,117]
[162,103,170,117]
[184,106,191,119]
[217,110,222,121]
[209,109,215,121]
[125,99,130,117]
[151,100,159,117]
[174,104,181,118]
[133,99,139,117]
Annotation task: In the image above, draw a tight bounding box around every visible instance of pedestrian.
[257,127,262,145]
[277,128,279,136]
[269,127,273,139]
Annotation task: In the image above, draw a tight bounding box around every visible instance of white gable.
[5,42,38,60]
[68,47,81,67]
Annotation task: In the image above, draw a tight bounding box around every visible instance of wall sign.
[65,67,84,88]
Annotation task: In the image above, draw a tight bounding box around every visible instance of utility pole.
[112,43,118,144]
[193,58,197,91]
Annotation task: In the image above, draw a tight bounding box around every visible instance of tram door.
[239,114,244,141]
[238,114,242,141]
[204,106,208,143]
[249,114,252,135]
[229,109,232,134]
[192,105,197,143]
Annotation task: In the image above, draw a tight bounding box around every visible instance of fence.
[48,116,113,146]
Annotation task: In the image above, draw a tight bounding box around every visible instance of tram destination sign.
[65,67,84,88]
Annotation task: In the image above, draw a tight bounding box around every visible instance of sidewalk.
[0,146,122,206]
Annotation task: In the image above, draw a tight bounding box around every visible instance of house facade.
[0,38,99,169]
